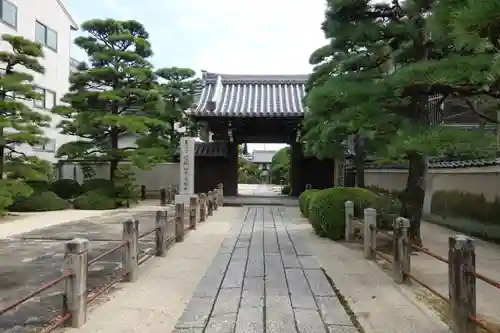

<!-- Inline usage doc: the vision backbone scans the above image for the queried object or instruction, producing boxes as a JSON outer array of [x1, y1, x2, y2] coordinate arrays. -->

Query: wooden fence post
[[155, 210, 166, 257], [449, 235, 476, 333], [63, 238, 89, 327], [189, 196, 198, 230], [213, 189, 219, 210], [140, 185, 146, 200], [207, 191, 214, 216], [363, 208, 376, 260], [159, 187, 166, 206], [175, 203, 185, 242], [344, 201, 354, 241], [199, 193, 206, 222], [392, 217, 410, 284], [122, 219, 139, 282], [218, 183, 224, 206]]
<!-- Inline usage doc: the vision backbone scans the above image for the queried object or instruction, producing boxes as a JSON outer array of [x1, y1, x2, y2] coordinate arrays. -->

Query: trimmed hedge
[[281, 185, 291, 195], [308, 187, 378, 239], [26, 180, 51, 193], [299, 189, 320, 218], [9, 191, 70, 212], [73, 190, 116, 210], [51, 178, 82, 199], [81, 178, 115, 195], [431, 190, 500, 225]]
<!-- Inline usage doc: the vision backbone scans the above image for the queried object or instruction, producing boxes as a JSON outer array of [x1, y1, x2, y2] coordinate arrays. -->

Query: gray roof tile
[[189, 71, 308, 117], [365, 158, 500, 170]]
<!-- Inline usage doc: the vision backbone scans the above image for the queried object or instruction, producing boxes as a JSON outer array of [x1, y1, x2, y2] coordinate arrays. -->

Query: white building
[[0, 0, 79, 162]]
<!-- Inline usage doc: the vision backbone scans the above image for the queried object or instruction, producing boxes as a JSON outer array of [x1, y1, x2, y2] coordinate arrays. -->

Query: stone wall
[[365, 165, 500, 213]]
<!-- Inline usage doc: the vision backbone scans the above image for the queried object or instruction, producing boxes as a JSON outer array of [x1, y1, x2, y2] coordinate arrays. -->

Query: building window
[[32, 139, 56, 153], [33, 86, 56, 110], [35, 21, 57, 51], [1, 0, 17, 29]]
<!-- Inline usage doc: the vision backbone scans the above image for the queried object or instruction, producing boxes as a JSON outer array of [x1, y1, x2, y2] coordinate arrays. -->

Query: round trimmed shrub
[[370, 194, 402, 230], [9, 191, 70, 212], [26, 180, 51, 193], [74, 190, 116, 210], [81, 178, 115, 195], [281, 185, 291, 195], [299, 189, 320, 217], [308, 187, 378, 239], [50, 179, 82, 199]]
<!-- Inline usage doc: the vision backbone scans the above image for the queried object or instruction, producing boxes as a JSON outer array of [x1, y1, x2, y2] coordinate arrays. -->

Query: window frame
[[35, 21, 58, 52], [33, 86, 56, 110], [0, 0, 17, 29]]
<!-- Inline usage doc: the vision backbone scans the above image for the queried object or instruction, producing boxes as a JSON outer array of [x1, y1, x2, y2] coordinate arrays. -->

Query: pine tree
[[305, 0, 496, 244], [0, 34, 51, 212], [54, 19, 165, 180], [0, 34, 51, 179], [140, 67, 199, 159]]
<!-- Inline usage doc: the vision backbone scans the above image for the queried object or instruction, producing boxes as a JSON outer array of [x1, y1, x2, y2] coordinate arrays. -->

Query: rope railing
[[345, 200, 500, 333], [0, 184, 224, 332]]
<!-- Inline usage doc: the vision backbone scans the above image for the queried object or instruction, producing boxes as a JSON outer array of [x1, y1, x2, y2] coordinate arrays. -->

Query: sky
[[65, 0, 327, 152]]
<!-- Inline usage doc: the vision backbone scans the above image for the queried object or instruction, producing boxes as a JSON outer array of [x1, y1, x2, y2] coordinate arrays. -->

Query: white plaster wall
[[0, 0, 79, 162]]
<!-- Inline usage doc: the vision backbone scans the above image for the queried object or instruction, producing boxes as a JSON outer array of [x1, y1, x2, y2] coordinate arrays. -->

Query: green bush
[[51, 179, 82, 199], [26, 180, 51, 193], [9, 191, 70, 212], [308, 187, 378, 239], [81, 178, 114, 195], [281, 185, 291, 195], [73, 190, 117, 210], [114, 164, 140, 207], [431, 190, 500, 224], [369, 194, 403, 229], [299, 189, 320, 217]]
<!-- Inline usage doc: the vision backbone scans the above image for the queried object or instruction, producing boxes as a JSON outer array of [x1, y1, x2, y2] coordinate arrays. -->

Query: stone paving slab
[[172, 206, 357, 333], [0, 210, 176, 333]]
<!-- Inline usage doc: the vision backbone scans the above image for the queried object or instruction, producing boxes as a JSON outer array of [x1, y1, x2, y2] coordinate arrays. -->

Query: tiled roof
[[188, 71, 308, 117], [365, 158, 500, 170], [250, 150, 276, 164], [173, 141, 228, 158]]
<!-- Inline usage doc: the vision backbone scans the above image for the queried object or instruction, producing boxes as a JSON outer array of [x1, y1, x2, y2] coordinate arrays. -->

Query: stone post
[[392, 217, 410, 284], [213, 189, 219, 210], [189, 196, 198, 230], [63, 238, 89, 327], [218, 183, 224, 206], [207, 191, 214, 216], [175, 203, 185, 242], [167, 185, 173, 203], [344, 201, 354, 241], [122, 219, 139, 282], [155, 210, 167, 257], [199, 193, 207, 222], [449, 235, 476, 333], [159, 187, 166, 206], [363, 208, 376, 260]]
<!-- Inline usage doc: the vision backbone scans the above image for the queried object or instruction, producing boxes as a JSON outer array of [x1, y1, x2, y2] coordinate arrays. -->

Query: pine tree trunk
[[109, 127, 119, 181], [354, 134, 365, 188], [402, 152, 427, 246]]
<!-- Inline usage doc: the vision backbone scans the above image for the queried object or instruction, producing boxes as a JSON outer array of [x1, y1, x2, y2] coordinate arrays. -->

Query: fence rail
[[0, 184, 224, 332], [345, 200, 500, 333]]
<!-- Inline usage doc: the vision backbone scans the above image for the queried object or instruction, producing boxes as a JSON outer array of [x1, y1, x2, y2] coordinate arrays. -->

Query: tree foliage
[[139, 67, 200, 160], [270, 147, 290, 185], [54, 19, 165, 179], [304, 0, 499, 244]]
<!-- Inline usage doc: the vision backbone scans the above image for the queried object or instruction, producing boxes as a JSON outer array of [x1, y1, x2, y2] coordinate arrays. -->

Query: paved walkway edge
[[282, 208, 451, 333], [61, 207, 242, 333]]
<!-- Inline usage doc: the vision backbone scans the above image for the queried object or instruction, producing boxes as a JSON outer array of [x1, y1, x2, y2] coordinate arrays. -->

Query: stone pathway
[[172, 206, 357, 333]]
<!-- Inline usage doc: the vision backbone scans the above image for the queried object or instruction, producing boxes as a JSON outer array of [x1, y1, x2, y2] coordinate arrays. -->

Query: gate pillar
[[290, 142, 303, 197]]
